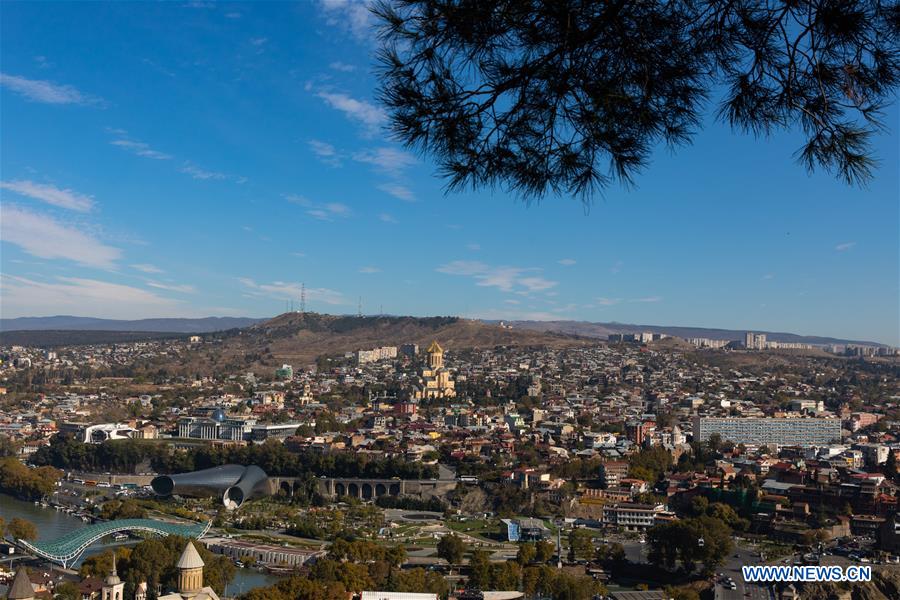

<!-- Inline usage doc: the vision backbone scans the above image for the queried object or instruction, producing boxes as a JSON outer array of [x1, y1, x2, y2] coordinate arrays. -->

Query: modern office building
[[692, 416, 841, 447]]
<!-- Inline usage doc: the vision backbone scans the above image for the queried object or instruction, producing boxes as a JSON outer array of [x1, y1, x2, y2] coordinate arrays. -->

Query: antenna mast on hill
[[300, 283, 306, 313], [358, 296, 362, 317]]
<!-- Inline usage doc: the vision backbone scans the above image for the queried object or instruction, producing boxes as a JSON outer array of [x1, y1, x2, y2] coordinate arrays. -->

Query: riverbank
[[0, 493, 282, 593]]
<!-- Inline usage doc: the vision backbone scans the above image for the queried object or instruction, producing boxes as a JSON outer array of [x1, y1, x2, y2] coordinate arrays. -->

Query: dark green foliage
[[32, 433, 438, 479], [436, 532, 466, 564], [376, 0, 900, 199], [647, 515, 734, 574], [628, 445, 673, 482], [374, 494, 447, 511]]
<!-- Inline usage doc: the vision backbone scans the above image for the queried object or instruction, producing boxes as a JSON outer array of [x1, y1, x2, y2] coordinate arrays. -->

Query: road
[[715, 546, 773, 600]]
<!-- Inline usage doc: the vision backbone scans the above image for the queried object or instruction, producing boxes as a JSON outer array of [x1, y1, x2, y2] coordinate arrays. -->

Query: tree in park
[[647, 515, 734, 574], [516, 542, 537, 565], [467, 549, 491, 588], [436, 532, 466, 564], [375, 0, 900, 201], [6, 517, 38, 541], [568, 527, 594, 561], [535, 539, 556, 562]]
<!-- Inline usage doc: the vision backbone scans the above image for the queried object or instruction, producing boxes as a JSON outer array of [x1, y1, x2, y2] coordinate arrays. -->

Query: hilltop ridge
[[224, 312, 586, 366]]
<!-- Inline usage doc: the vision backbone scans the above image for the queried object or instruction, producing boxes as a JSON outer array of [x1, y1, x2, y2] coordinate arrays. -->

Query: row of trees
[[327, 539, 407, 566], [246, 531, 601, 600], [32, 433, 438, 480], [0, 457, 61, 500], [240, 565, 448, 600], [435, 532, 605, 600]]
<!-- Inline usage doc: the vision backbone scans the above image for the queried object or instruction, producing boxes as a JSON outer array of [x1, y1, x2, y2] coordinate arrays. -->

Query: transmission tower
[[300, 283, 306, 313], [358, 296, 362, 317]]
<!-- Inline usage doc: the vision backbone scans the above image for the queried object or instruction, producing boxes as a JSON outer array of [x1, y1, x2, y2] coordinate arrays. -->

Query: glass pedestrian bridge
[[17, 518, 211, 568]]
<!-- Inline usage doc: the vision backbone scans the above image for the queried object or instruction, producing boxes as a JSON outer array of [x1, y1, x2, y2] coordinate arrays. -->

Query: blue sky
[[1, 1, 897, 345]]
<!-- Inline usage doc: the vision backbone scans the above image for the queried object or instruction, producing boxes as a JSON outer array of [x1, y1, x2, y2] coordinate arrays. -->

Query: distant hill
[[494, 320, 885, 347], [212, 312, 587, 366], [0, 330, 191, 347], [0, 315, 264, 333]]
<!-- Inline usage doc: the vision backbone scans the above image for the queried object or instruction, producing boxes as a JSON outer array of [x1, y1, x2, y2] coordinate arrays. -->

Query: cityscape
[[1, 3, 899, 600], [0, 319, 898, 600]]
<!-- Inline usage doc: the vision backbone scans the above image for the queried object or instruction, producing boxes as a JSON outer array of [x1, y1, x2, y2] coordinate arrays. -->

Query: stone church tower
[[101, 553, 125, 600], [176, 542, 205, 596]]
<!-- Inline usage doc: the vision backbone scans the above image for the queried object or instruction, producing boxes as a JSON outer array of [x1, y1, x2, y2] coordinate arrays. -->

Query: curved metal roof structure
[[152, 464, 271, 510], [17, 518, 211, 568]]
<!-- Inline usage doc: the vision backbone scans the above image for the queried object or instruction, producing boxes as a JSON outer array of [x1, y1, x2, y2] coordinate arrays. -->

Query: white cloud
[[518, 276, 557, 292], [611, 260, 623, 274], [110, 138, 172, 160], [318, 0, 376, 40], [1, 204, 120, 268], [0, 180, 94, 212], [436, 260, 558, 295], [325, 202, 350, 215], [329, 61, 357, 72], [0, 73, 101, 105], [131, 263, 164, 274], [466, 243, 481, 251], [377, 182, 416, 202], [250, 37, 268, 46], [596, 297, 622, 306], [835, 241, 856, 251], [379, 213, 397, 224], [557, 258, 576, 266], [146, 281, 197, 294], [352, 147, 416, 176], [238, 277, 348, 305], [0, 274, 189, 319], [316, 91, 385, 131], [359, 266, 381, 274], [631, 296, 662, 303], [180, 162, 227, 180], [285, 194, 352, 221], [308, 139, 342, 166]]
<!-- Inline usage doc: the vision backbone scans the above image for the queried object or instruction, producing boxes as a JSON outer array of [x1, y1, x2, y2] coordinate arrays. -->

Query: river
[[0, 493, 281, 594]]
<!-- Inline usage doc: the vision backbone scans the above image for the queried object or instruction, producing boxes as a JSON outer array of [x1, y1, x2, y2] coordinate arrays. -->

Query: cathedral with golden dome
[[414, 341, 456, 400]]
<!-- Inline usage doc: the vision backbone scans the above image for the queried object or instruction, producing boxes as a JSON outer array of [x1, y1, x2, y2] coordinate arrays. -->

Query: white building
[[601, 502, 667, 531]]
